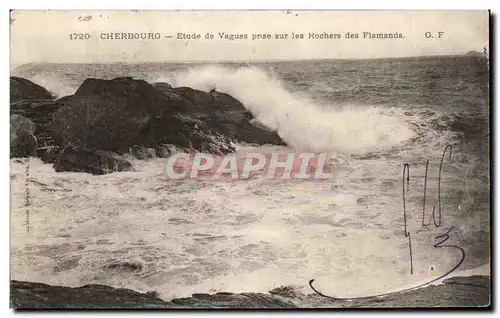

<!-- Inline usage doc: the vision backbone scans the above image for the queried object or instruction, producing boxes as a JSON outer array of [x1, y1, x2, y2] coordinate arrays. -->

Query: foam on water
[[152, 65, 416, 154], [10, 63, 488, 301], [17, 65, 458, 156], [22, 73, 77, 98], [10, 149, 488, 300]]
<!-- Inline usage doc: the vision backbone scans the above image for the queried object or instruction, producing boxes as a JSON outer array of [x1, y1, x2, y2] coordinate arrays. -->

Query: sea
[[10, 55, 490, 300]]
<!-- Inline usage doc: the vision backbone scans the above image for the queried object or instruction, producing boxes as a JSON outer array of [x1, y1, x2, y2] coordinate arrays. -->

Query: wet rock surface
[[53, 146, 133, 175], [10, 77, 60, 159], [10, 76, 285, 174], [156, 84, 285, 146], [50, 77, 168, 153], [10, 275, 490, 309], [10, 115, 37, 158]]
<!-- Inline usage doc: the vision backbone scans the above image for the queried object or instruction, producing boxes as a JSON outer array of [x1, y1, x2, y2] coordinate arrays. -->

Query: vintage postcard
[[9, 10, 490, 309]]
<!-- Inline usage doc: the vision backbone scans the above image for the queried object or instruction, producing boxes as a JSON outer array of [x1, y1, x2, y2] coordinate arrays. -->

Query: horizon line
[[11, 51, 486, 69]]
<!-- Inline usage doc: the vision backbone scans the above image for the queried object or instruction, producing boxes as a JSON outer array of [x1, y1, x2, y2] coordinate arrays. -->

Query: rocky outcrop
[[50, 77, 168, 153], [10, 115, 37, 158], [152, 82, 173, 91], [138, 113, 234, 155], [10, 77, 60, 160], [173, 86, 215, 105], [10, 281, 170, 309], [10, 276, 490, 309], [11, 76, 285, 174], [11, 100, 62, 160], [49, 77, 238, 155], [168, 292, 296, 308], [47, 77, 239, 173], [10, 76, 54, 103], [285, 276, 491, 308], [53, 146, 133, 175], [154, 84, 285, 146]]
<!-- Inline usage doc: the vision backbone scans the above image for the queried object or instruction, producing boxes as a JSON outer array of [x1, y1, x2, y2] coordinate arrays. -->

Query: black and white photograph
[[9, 10, 491, 309]]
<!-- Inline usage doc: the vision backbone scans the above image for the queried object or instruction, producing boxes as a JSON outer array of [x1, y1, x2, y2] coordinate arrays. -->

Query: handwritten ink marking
[[24, 157, 30, 232], [422, 145, 452, 227], [309, 228, 465, 301], [422, 159, 430, 226], [402, 163, 413, 274], [403, 163, 410, 235], [309, 144, 465, 301], [435, 145, 452, 227], [433, 228, 465, 272]]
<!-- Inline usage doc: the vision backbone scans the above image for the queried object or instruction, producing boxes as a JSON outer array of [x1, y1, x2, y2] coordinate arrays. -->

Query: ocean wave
[[19, 73, 77, 98], [16, 64, 465, 155], [150, 65, 418, 154]]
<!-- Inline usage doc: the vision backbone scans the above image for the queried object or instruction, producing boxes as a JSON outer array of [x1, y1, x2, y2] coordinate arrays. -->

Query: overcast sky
[[10, 10, 489, 65]]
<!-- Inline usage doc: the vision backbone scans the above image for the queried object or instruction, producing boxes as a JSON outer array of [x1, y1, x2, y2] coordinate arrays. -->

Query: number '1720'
[[69, 33, 91, 40]]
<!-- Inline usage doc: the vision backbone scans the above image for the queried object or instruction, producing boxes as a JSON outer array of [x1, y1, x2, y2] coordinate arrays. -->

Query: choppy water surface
[[11, 56, 490, 299]]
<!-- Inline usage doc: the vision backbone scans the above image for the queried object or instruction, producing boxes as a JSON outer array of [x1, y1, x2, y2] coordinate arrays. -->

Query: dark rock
[[10, 83, 64, 161], [342, 275, 491, 308], [210, 90, 245, 108], [174, 87, 215, 105], [104, 261, 143, 273], [138, 113, 235, 155], [53, 146, 133, 175], [10, 275, 490, 309], [10, 133, 37, 158], [9, 280, 295, 309], [169, 292, 296, 308], [38, 146, 61, 164], [54, 95, 74, 105], [10, 76, 54, 103], [12, 76, 283, 165], [11, 98, 62, 156], [154, 84, 283, 145], [73, 77, 166, 118], [127, 145, 162, 159], [10, 114, 36, 136], [152, 85, 195, 112], [206, 90, 284, 145], [153, 82, 173, 91], [10, 115, 37, 158], [269, 285, 302, 299], [50, 77, 168, 153], [49, 77, 236, 157], [161, 87, 285, 146], [10, 280, 170, 309]]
